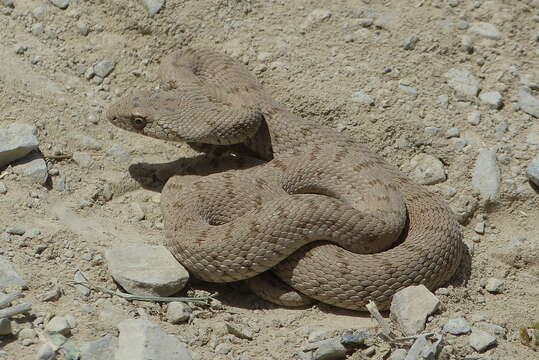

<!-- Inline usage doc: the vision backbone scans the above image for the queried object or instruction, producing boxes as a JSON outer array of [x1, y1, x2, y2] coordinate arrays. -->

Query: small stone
[[46, 316, 73, 335], [469, 329, 497, 352], [116, 319, 193, 359], [107, 144, 130, 163], [140, 0, 164, 17], [351, 90, 374, 105], [32, 6, 48, 20], [105, 245, 189, 297], [76, 21, 90, 36], [225, 322, 255, 340], [474, 222, 485, 234], [301, 9, 332, 30], [15, 45, 28, 54], [406, 334, 442, 360], [49, 0, 69, 9], [461, 35, 474, 53], [402, 36, 419, 50], [0, 256, 27, 289], [72, 152, 93, 168], [312, 338, 347, 360], [22, 339, 34, 346], [408, 154, 446, 185], [2, 0, 14, 8], [469, 22, 501, 40], [6, 227, 25, 235], [388, 348, 407, 360], [79, 334, 119, 360], [130, 203, 145, 221], [468, 111, 481, 125], [166, 302, 192, 324], [0, 183, 6, 195], [390, 285, 440, 335], [399, 84, 418, 97], [36, 343, 55, 360], [479, 91, 503, 109], [445, 69, 481, 97], [437, 95, 449, 108], [18, 328, 36, 340], [519, 88, 539, 118], [31, 23, 45, 36], [446, 127, 460, 138], [76, 135, 101, 150], [94, 60, 116, 78], [424, 126, 440, 137], [527, 155, 539, 186], [74, 270, 91, 296], [443, 318, 471, 335], [0, 318, 12, 336], [472, 149, 500, 201], [0, 123, 39, 168], [485, 278, 504, 293], [12, 153, 48, 185], [475, 322, 506, 335]]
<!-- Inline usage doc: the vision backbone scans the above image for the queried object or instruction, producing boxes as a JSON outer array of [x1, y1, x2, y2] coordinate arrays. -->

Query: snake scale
[[107, 48, 463, 310]]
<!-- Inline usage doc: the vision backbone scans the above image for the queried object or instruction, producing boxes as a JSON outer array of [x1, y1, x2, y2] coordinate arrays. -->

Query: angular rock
[[105, 245, 189, 297], [0, 123, 39, 168], [139, 0, 164, 17], [312, 338, 347, 360], [0, 256, 27, 289], [79, 334, 119, 360], [527, 155, 539, 186], [468, 111, 481, 125], [479, 91, 502, 109], [12, 153, 48, 185], [166, 302, 192, 324], [0, 318, 12, 336], [519, 88, 539, 118], [469, 329, 497, 352], [443, 318, 471, 335], [472, 149, 500, 201], [94, 60, 115, 78], [405, 333, 441, 360], [408, 154, 446, 185], [116, 319, 192, 360], [484, 278, 504, 293], [49, 0, 69, 9], [46, 316, 74, 335], [469, 22, 501, 40], [445, 69, 480, 97], [390, 285, 440, 335]]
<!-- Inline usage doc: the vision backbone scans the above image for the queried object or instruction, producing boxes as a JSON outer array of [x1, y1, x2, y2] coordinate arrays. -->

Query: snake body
[[107, 49, 463, 310]]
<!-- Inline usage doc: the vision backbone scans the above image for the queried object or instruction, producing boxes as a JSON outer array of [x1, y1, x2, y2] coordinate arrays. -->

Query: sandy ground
[[0, 0, 538, 359]]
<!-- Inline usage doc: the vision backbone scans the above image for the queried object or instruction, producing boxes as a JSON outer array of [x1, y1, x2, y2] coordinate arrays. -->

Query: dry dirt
[[0, 0, 538, 359]]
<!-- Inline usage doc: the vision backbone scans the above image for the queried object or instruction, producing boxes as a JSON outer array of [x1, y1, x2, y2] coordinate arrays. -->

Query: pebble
[[519, 88, 539, 118], [301, 9, 332, 30], [140, 0, 164, 17], [94, 60, 116, 78], [468, 22, 501, 40], [527, 155, 539, 186], [402, 36, 419, 50], [443, 318, 471, 335], [0, 318, 12, 336], [225, 322, 255, 340], [471, 149, 500, 201], [475, 322, 506, 336], [0, 183, 6, 195], [215, 343, 232, 355], [105, 245, 189, 296], [390, 285, 440, 335], [107, 144, 131, 163], [32, 6, 48, 20], [12, 153, 48, 185], [72, 151, 93, 168], [74, 270, 91, 296], [79, 334, 119, 360], [116, 319, 193, 360], [399, 84, 418, 97], [130, 203, 145, 221], [484, 278, 504, 293], [351, 90, 374, 105], [424, 126, 440, 137], [408, 154, 446, 185], [445, 68, 481, 97], [2, 0, 14, 8], [468, 111, 481, 125], [166, 302, 192, 324], [461, 35, 474, 53], [437, 95, 449, 108], [76, 21, 90, 36], [312, 338, 347, 360], [46, 315, 74, 335], [6, 227, 25, 235], [49, 0, 69, 9], [36, 343, 55, 360], [18, 328, 36, 340], [479, 91, 503, 109], [469, 329, 497, 352], [0, 123, 39, 168], [446, 127, 460, 138], [405, 333, 441, 360], [76, 135, 101, 150], [388, 348, 407, 360], [31, 23, 45, 36], [474, 222, 485, 234], [0, 256, 27, 289]]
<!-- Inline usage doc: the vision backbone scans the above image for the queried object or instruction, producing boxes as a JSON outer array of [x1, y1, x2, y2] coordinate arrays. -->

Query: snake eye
[[131, 116, 147, 130]]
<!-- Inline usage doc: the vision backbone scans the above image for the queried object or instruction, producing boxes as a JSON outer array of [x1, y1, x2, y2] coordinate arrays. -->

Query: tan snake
[[106, 48, 463, 310]]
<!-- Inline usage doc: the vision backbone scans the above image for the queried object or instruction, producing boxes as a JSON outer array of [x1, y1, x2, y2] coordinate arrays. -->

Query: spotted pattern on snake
[[107, 48, 463, 310]]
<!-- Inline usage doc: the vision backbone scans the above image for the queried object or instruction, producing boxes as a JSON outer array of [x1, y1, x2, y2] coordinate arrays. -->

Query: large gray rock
[[12, 153, 48, 185], [0, 123, 39, 168], [116, 319, 192, 360], [80, 334, 118, 360], [472, 149, 500, 201], [390, 285, 440, 335], [445, 68, 480, 97], [105, 245, 189, 297], [0, 256, 27, 289]]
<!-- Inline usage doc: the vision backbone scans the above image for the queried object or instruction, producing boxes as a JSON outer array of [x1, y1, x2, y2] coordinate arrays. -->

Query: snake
[[106, 48, 463, 310]]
